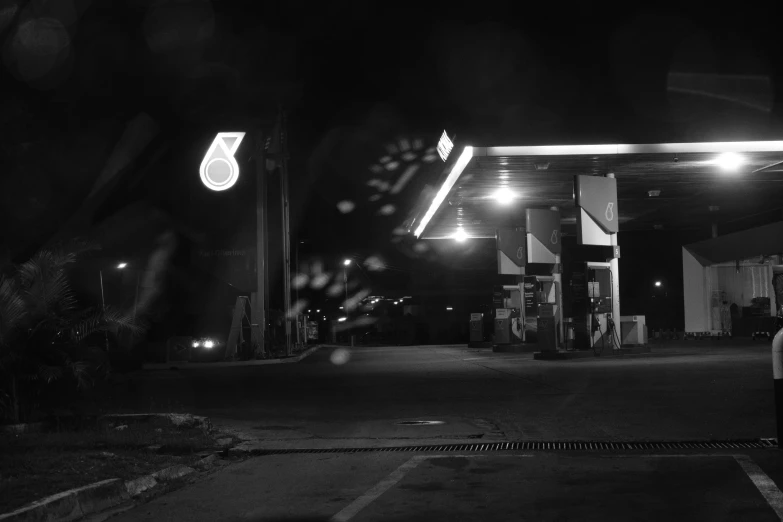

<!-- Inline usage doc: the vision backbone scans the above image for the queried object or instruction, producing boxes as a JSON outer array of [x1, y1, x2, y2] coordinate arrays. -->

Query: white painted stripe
[[330, 454, 534, 521], [330, 456, 427, 522], [734, 455, 783, 520]]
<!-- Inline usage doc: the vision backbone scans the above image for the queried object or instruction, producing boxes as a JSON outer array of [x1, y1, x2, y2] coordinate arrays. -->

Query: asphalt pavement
[[102, 340, 783, 520]]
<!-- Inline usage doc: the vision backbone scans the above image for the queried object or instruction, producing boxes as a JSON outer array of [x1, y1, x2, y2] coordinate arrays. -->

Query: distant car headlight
[[193, 337, 220, 350]]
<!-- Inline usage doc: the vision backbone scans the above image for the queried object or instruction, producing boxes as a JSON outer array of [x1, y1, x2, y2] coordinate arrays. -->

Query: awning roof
[[410, 141, 783, 240]]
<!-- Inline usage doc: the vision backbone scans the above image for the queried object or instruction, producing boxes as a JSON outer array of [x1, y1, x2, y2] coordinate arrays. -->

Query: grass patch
[[0, 417, 222, 513]]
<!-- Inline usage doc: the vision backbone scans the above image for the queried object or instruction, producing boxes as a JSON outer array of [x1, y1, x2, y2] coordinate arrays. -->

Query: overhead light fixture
[[492, 187, 516, 205], [534, 162, 550, 171], [437, 130, 454, 162], [648, 190, 661, 197], [446, 307, 453, 311], [713, 152, 745, 171], [117, 262, 128, 269], [338, 317, 347, 322], [453, 228, 468, 242], [655, 281, 662, 287]]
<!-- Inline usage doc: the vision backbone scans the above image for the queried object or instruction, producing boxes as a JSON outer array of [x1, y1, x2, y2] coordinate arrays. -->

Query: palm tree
[[0, 244, 140, 424]]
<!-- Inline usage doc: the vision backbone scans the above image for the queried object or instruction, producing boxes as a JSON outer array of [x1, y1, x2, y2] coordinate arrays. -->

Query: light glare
[[714, 152, 745, 171], [453, 228, 468, 242], [492, 187, 516, 204]]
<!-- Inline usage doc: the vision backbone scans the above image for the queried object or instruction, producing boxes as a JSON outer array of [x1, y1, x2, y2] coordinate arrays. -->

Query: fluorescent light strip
[[484, 141, 783, 157], [414, 146, 474, 238]]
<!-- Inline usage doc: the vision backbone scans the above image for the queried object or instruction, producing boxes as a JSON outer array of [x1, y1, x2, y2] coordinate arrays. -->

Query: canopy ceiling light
[[453, 228, 468, 242], [712, 152, 745, 171], [492, 187, 516, 205]]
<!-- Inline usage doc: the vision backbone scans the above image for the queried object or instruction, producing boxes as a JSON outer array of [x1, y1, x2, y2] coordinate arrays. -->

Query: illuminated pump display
[[200, 132, 246, 191]]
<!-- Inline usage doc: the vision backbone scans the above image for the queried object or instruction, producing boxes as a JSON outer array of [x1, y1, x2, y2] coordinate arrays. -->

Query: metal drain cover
[[395, 420, 444, 426]]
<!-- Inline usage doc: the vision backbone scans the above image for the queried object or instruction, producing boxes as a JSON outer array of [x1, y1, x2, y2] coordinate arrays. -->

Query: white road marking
[[329, 454, 533, 521], [333, 453, 783, 521], [734, 455, 783, 520], [330, 456, 427, 522]]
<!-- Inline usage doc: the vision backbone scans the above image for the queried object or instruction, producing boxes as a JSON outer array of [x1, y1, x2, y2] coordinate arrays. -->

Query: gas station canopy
[[410, 141, 783, 240]]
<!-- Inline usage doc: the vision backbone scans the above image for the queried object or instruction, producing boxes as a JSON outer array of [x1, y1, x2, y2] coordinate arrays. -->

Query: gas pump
[[567, 262, 618, 353], [469, 313, 484, 343]]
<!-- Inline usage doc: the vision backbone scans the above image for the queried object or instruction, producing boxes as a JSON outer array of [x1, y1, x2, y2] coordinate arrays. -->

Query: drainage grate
[[246, 439, 778, 456]]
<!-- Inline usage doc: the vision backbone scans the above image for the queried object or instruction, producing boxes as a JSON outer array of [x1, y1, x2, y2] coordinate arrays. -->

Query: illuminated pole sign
[[200, 132, 246, 191], [437, 130, 453, 162]]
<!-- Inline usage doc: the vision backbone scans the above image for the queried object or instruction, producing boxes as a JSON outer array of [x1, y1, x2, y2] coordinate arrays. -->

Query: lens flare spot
[[292, 273, 309, 289], [311, 273, 331, 290], [365, 256, 385, 271], [378, 204, 396, 216], [327, 283, 343, 297], [385, 161, 400, 171], [379, 156, 391, 164], [288, 300, 308, 319], [330, 348, 351, 365], [377, 182, 390, 192], [422, 154, 438, 163], [337, 200, 355, 214], [369, 194, 382, 202], [392, 227, 407, 236], [413, 242, 429, 253], [370, 165, 384, 174], [401, 152, 417, 162]]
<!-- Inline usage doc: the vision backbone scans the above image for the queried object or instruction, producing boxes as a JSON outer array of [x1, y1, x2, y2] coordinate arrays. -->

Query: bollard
[[773, 328, 783, 448]]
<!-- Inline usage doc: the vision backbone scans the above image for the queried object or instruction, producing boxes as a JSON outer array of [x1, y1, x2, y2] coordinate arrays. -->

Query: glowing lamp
[[713, 152, 745, 171], [492, 187, 516, 205]]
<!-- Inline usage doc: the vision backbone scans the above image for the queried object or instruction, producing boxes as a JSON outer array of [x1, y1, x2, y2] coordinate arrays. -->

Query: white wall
[[683, 247, 708, 333]]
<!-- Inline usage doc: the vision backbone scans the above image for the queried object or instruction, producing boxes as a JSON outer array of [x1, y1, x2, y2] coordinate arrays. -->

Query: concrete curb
[[0, 462, 209, 522], [0, 478, 129, 522], [142, 344, 323, 370], [0, 428, 227, 522], [99, 413, 212, 432]]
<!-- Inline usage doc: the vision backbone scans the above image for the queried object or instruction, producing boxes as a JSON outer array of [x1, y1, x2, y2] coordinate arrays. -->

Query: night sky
[[2, 1, 783, 328]]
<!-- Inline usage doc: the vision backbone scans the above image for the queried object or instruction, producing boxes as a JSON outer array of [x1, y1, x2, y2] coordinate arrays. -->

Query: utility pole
[[279, 108, 293, 356], [251, 130, 267, 356]]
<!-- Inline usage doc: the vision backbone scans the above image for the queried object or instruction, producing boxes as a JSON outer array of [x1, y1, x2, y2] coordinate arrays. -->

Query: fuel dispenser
[[568, 262, 616, 352], [469, 313, 484, 343], [522, 275, 561, 350], [493, 285, 523, 345]]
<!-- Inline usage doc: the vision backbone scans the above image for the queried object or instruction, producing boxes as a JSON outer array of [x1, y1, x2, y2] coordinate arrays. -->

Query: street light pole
[[99, 269, 109, 352], [343, 259, 352, 347]]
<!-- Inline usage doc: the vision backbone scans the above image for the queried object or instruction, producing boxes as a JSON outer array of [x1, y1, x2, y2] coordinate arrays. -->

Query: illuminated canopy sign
[[200, 132, 246, 191], [437, 130, 453, 162]]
